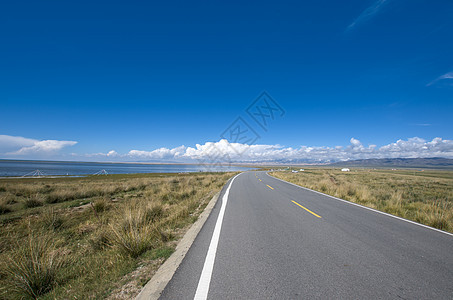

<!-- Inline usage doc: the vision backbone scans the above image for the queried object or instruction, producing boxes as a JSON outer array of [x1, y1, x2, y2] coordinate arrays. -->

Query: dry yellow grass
[[0, 172, 235, 299], [271, 169, 453, 233]]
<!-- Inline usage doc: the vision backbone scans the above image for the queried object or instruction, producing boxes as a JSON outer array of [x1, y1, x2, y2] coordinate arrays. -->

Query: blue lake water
[[0, 160, 254, 177]]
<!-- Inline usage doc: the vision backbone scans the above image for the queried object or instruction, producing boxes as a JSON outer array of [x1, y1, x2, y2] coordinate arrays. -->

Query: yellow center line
[[259, 179, 262, 181], [266, 184, 274, 190], [291, 200, 322, 218]]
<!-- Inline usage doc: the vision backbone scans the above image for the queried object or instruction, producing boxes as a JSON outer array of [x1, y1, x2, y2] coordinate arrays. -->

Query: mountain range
[[327, 157, 453, 169]]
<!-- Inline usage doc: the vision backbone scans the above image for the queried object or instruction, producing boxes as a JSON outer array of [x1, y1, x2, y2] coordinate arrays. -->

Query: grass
[[40, 208, 65, 231], [23, 196, 44, 209], [1, 231, 67, 299], [0, 204, 11, 214], [109, 201, 162, 258], [0, 172, 235, 299], [271, 168, 453, 233]]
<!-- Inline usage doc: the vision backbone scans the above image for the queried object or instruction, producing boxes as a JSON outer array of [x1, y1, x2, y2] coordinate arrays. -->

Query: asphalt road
[[160, 171, 453, 299]]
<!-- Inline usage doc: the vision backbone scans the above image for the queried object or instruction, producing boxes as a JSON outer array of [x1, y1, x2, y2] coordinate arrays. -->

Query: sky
[[1, 0, 452, 163]]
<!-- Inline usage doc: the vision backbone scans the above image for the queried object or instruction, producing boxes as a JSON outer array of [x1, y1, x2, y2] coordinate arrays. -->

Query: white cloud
[[346, 0, 390, 32], [3, 134, 452, 163], [128, 145, 187, 160], [0, 135, 36, 152], [0, 134, 77, 156], [85, 150, 120, 159], [11, 140, 78, 155], [182, 139, 283, 161], [121, 137, 453, 163], [107, 150, 118, 157], [349, 137, 362, 147], [427, 71, 453, 86]]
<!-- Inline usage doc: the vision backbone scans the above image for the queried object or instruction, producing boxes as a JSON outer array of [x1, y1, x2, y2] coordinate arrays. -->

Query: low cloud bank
[[2, 134, 452, 163], [123, 137, 453, 163]]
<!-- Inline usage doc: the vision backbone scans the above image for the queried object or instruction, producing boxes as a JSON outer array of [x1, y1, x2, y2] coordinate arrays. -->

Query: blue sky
[[1, 0, 452, 163]]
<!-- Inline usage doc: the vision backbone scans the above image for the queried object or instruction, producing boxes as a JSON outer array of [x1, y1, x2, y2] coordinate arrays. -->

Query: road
[[160, 171, 453, 299]]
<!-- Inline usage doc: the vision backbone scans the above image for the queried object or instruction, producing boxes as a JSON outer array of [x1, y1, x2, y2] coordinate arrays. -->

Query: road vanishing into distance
[[160, 171, 453, 299]]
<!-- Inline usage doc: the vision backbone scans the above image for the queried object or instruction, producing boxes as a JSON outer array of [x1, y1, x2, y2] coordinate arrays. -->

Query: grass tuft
[[89, 228, 112, 251], [40, 208, 65, 231], [1, 232, 66, 299], [109, 203, 162, 258], [23, 195, 44, 208], [92, 198, 109, 213], [144, 203, 165, 223], [0, 203, 11, 214]]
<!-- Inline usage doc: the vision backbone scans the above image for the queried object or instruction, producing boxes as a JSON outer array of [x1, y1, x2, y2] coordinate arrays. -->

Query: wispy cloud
[[427, 71, 453, 86], [410, 123, 432, 127], [346, 0, 390, 32]]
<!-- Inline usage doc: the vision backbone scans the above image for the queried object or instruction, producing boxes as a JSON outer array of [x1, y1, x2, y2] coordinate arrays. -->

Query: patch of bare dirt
[[106, 257, 165, 300]]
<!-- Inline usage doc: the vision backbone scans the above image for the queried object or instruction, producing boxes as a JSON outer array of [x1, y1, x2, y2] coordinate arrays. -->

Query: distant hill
[[328, 157, 453, 169]]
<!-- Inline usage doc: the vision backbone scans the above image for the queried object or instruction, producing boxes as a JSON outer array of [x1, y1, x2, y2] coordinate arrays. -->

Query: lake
[[0, 160, 254, 177]]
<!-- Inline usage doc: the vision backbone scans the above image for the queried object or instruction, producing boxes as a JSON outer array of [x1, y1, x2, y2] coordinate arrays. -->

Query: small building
[[300, 169, 305, 172], [341, 168, 350, 172], [291, 170, 299, 173]]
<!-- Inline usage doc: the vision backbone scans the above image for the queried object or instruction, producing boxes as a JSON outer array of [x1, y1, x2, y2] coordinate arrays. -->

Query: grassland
[[0, 172, 236, 299], [271, 169, 453, 233]]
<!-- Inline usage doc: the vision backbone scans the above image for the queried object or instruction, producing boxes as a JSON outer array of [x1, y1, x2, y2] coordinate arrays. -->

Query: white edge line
[[194, 173, 241, 300], [266, 172, 453, 237], [135, 191, 221, 300]]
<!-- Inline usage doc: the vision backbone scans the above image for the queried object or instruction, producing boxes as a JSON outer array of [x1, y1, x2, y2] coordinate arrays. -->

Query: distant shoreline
[[0, 158, 257, 167], [0, 158, 207, 165]]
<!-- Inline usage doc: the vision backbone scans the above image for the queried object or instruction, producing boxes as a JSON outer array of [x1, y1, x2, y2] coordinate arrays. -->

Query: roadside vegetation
[[0, 172, 235, 299], [271, 169, 453, 233]]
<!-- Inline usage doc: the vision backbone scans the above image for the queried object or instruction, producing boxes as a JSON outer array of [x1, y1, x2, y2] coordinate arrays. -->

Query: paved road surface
[[160, 171, 453, 299]]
